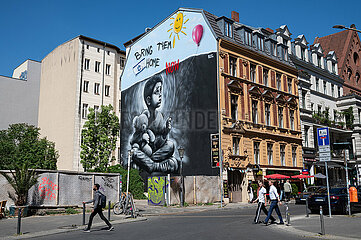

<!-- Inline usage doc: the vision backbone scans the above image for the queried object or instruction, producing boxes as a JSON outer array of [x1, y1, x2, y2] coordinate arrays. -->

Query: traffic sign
[[319, 152, 331, 157], [319, 145, 330, 153], [320, 156, 331, 162], [317, 128, 330, 146]]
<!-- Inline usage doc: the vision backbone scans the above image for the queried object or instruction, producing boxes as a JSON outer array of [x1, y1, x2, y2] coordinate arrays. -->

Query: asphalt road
[[37, 204, 317, 240]]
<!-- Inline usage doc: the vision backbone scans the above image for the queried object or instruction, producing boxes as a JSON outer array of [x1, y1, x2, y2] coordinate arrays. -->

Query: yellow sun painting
[[168, 12, 189, 48]]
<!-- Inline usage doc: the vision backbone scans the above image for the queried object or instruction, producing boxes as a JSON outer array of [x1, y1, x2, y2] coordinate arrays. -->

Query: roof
[[313, 30, 352, 69], [78, 35, 125, 54]]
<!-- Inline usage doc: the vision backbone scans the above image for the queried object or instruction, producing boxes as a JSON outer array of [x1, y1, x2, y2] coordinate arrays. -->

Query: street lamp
[[333, 24, 361, 33], [178, 146, 185, 207]]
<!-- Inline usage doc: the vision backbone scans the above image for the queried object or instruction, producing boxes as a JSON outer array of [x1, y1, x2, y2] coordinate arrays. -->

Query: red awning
[[264, 174, 290, 179]]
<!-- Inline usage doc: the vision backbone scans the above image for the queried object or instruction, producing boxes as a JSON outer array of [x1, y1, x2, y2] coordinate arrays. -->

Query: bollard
[[82, 202, 86, 225], [108, 201, 111, 221], [306, 199, 309, 217], [285, 202, 291, 226], [320, 206, 325, 235], [17, 208, 21, 235]]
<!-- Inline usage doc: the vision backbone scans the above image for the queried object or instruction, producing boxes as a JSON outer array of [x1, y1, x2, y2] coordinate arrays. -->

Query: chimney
[[231, 11, 239, 22], [265, 28, 274, 34]]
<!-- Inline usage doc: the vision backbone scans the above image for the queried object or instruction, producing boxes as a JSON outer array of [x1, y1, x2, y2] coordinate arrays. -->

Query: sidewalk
[[277, 213, 361, 240]]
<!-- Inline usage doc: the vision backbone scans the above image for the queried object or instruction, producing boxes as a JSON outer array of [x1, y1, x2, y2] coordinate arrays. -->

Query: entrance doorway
[[228, 170, 244, 202]]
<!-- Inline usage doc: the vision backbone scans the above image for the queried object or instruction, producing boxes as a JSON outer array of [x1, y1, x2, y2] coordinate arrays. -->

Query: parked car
[[307, 187, 361, 214], [295, 186, 325, 204]]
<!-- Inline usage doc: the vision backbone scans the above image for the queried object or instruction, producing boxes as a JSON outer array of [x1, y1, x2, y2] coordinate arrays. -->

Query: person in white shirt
[[252, 181, 276, 224], [264, 180, 284, 225]]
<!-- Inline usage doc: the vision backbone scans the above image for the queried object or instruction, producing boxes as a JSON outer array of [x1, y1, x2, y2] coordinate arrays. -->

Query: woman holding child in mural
[[129, 75, 179, 174]]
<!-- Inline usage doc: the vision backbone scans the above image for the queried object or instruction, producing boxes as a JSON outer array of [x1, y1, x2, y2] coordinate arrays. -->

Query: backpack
[[99, 192, 107, 208]]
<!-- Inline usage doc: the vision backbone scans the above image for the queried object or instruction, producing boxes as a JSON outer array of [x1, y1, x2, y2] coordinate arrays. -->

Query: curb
[[275, 215, 360, 240], [1, 216, 147, 240]]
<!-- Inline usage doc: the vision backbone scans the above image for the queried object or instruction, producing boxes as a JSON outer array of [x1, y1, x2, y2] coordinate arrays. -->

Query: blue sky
[[0, 0, 359, 77]]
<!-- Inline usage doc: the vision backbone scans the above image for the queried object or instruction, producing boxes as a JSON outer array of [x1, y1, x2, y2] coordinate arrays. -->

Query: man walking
[[284, 179, 292, 202], [252, 181, 276, 224], [83, 184, 114, 232], [264, 180, 284, 225]]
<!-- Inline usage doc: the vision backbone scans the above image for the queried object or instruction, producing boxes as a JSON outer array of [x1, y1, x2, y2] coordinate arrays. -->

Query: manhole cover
[[59, 225, 78, 229]]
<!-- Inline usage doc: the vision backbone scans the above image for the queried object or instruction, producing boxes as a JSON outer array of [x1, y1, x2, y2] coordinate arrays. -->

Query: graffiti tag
[[78, 176, 92, 182], [38, 177, 59, 200], [165, 59, 179, 75], [102, 176, 115, 189]]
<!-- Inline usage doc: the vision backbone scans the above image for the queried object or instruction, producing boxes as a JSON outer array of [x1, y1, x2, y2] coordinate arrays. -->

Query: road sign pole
[[345, 149, 351, 215], [325, 161, 332, 218]]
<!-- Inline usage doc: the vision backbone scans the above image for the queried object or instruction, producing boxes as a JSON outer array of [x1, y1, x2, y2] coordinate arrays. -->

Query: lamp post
[[125, 150, 134, 209], [333, 24, 361, 33], [178, 146, 185, 207]]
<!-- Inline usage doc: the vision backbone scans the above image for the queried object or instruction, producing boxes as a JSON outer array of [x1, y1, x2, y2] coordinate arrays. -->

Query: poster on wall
[[121, 9, 219, 178]]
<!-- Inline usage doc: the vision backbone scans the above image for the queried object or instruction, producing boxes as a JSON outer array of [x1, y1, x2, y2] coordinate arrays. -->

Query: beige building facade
[[38, 36, 125, 171]]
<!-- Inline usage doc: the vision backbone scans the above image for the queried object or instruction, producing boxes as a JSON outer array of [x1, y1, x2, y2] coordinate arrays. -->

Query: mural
[[121, 9, 219, 177], [148, 176, 168, 206]]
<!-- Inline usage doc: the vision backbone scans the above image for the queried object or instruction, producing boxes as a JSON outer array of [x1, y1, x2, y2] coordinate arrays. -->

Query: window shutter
[[271, 71, 275, 88], [285, 108, 289, 128], [283, 75, 287, 92], [239, 59, 243, 78], [258, 66, 263, 84], [273, 104, 277, 126], [260, 101, 264, 124], [240, 87, 245, 120], [246, 62, 250, 80]]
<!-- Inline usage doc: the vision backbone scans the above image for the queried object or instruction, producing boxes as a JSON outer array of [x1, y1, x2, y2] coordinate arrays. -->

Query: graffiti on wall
[[38, 177, 59, 200], [102, 176, 115, 189], [148, 177, 168, 205]]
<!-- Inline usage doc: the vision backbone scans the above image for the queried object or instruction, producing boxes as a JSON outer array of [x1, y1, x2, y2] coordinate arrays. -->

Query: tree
[[80, 105, 120, 172], [0, 123, 59, 205]]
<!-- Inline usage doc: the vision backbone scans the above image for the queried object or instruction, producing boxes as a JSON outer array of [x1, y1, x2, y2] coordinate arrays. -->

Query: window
[[301, 91, 306, 109], [334, 110, 338, 121], [290, 110, 294, 130], [95, 61, 101, 73], [332, 62, 336, 73], [292, 146, 297, 167], [304, 126, 309, 147], [317, 55, 322, 67], [229, 57, 237, 77], [356, 73, 360, 83], [323, 81, 327, 94], [97, 48, 100, 53], [245, 30, 252, 46], [82, 103, 88, 119], [301, 47, 305, 60], [254, 142, 260, 164], [265, 103, 271, 125], [267, 143, 273, 165], [224, 21, 233, 38], [84, 59, 90, 70], [316, 78, 319, 91], [283, 47, 288, 61], [263, 69, 269, 86], [83, 81, 89, 92], [94, 83, 100, 95], [311, 103, 314, 112], [233, 137, 240, 155], [257, 36, 264, 51], [347, 68, 352, 80], [278, 107, 283, 128], [94, 105, 99, 116], [331, 84, 335, 97], [280, 145, 285, 166], [252, 100, 258, 124], [231, 94, 238, 120], [338, 86, 341, 97], [105, 85, 110, 97], [86, 45, 89, 49], [271, 42, 277, 56], [359, 109, 361, 124], [318, 105, 322, 114], [120, 57, 125, 68], [105, 64, 111, 75], [276, 73, 281, 90], [107, 51, 110, 55], [250, 64, 256, 82], [288, 78, 292, 94]]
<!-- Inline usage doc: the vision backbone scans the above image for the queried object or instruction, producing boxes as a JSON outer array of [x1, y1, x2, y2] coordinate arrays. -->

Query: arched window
[[347, 68, 353, 80], [354, 52, 359, 65], [356, 72, 360, 83]]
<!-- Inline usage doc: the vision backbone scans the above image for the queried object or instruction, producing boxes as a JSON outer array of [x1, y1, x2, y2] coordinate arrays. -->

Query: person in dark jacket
[[83, 184, 113, 232]]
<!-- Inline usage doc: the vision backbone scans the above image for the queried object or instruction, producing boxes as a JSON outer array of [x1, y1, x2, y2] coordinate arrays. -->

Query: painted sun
[[168, 12, 189, 48]]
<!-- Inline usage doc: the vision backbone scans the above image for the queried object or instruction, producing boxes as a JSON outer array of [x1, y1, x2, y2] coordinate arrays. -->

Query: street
[[37, 204, 318, 240]]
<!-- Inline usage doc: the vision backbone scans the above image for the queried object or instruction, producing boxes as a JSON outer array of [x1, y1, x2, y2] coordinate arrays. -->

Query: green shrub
[[106, 164, 146, 199], [291, 183, 298, 197], [65, 208, 80, 214]]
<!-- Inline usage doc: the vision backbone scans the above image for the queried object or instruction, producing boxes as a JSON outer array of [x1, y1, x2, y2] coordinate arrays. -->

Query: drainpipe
[[78, 40, 85, 171], [101, 44, 106, 106]]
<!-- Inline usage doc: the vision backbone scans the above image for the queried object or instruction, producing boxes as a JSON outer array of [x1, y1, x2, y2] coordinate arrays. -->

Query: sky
[[0, 0, 360, 77]]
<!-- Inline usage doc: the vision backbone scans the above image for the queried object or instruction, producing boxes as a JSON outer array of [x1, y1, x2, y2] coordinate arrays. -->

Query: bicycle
[[113, 192, 130, 215]]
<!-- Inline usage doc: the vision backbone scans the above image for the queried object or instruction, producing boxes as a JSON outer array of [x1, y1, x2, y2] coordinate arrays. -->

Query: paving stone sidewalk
[[277, 213, 361, 240]]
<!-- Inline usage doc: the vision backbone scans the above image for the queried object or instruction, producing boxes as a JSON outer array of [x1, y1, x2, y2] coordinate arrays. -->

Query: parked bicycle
[[113, 192, 139, 217]]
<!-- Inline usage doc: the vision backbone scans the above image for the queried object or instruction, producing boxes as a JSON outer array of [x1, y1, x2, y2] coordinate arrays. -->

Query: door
[[228, 170, 243, 202]]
